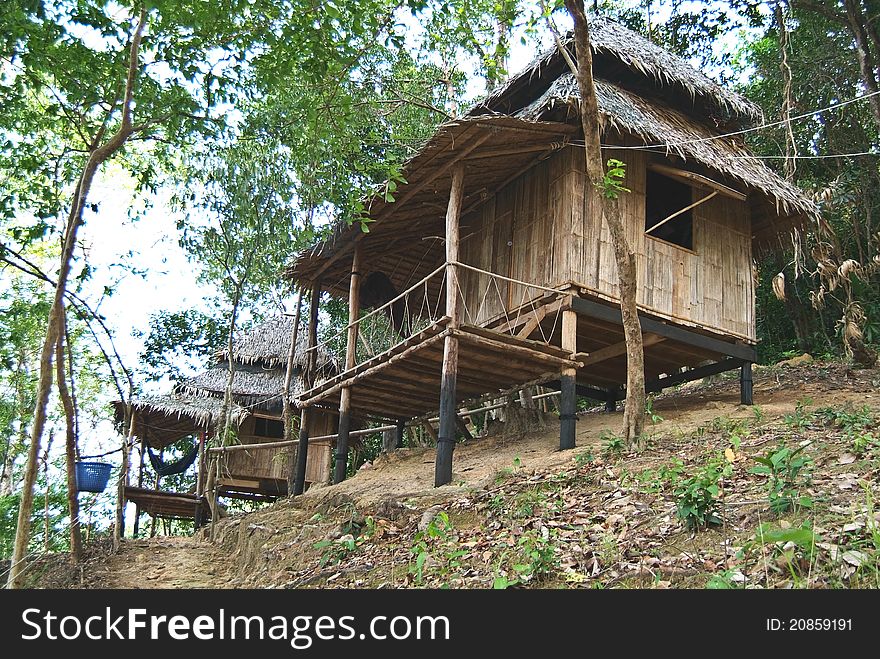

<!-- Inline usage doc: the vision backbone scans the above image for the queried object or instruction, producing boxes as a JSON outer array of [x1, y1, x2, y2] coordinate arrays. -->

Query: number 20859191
[[767, 618, 852, 631]]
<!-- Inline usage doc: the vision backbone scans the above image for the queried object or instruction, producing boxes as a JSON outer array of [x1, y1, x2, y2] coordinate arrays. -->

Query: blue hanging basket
[[75, 461, 113, 493]]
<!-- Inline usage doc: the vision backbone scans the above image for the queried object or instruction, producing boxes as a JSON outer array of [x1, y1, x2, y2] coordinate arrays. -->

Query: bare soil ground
[[31, 359, 880, 589]]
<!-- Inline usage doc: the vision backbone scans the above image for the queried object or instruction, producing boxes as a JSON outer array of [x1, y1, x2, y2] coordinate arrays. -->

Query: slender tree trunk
[[283, 290, 304, 495], [564, 0, 646, 444], [114, 410, 135, 548], [844, 0, 880, 128], [42, 430, 53, 554], [219, 290, 242, 448], [55, 315, 82, 562], [6, 6, 147, 589]]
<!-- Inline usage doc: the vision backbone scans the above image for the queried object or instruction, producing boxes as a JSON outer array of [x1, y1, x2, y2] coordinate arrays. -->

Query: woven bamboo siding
[[224, 417, 285, 481], [223, 411, 336, 484], [459, 151, 565, 325], [305, 411, 336, 485], [458, 146, 754, 341], [572, 147, 754, 340]]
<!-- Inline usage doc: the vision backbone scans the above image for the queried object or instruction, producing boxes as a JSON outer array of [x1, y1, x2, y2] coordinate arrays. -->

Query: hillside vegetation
[[28, 359, 880, 589]]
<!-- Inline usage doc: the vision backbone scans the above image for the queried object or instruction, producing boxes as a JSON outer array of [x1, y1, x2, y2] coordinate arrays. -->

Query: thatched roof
[[113, 395, 248, 448], [513, 73, 817, 240], [178, 362, 292, 410], [472, 17, 762, 127], [287, 115, 577, 296], [218, 315, 338, 373], [287, 19, 814, 291]]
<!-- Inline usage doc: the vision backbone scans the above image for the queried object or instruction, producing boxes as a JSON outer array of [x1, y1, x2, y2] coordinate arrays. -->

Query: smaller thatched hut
[[115, 316, 339, 531]]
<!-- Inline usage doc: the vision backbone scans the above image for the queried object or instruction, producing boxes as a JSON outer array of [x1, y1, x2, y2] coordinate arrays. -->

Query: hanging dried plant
[[838, 259, 862, 281], [772, 272, 786, 301]]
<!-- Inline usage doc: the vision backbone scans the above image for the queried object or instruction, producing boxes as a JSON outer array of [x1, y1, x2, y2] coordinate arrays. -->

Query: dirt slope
[[42, 359, 879, 589]]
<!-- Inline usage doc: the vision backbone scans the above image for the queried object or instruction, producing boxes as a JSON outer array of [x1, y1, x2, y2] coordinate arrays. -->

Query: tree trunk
[[844, 0, 880, 129], [564, 0, 646, 445], [6, 6, 147, 589], [6, 161, 93, 588], [55, 315, 82, 562], [219, 291, 242, 447], [283, 290, 304, 495]]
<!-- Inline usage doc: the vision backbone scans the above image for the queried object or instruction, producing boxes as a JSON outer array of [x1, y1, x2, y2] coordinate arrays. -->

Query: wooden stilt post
[[115, 410, 136, 546], [740, 361, 753, 405], [194, 430, 206, 528], [293, 409, 310, 496], [294, 285, 321, 495], [395, 418, 406, 449], [133, 437, 146, 537], [560, 309, 578, 450], [334, 246, 362, 484], [435, 162, 465, 487]]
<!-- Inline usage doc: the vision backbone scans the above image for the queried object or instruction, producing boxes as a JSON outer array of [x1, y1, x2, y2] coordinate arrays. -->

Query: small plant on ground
[[783, 397, 814, 431], [750, 443, 813, 514], [601, 430, 625, 458], [645, 396, 664, 424], [674, 454, 732, 530], [750, 522, 819, 586], [851, 431, 879, 457], [574, 449, 595, 467], [512, 528, 557, 584], [751, 405, 765, 424], [313, 534, 358, 568], [815, 404, 875, 432], [408, 511, 465, 587]]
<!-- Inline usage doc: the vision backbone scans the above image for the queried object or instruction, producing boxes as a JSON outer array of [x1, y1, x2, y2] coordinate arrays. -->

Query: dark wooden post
[[193, 430, 206, 529], [293, 409, 310, 496], [560, 309, 578, 449], [294, 285, 321, 495], [740, 361, 753, 405], [435, 162, 464, 487], [334, 245, 362, 484], [114, 410, 136, 545], [132, 436, 146, 537], [395, 418, 406, 449]]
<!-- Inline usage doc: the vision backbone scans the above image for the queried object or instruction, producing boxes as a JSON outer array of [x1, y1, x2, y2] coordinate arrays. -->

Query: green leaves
[[755, 523, 818, 551], [600, 158, 631, 200], [749, 443, 813, 515]]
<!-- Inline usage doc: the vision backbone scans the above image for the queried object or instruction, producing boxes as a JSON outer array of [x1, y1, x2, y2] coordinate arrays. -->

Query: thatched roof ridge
[[516, 73, 817, 220], [112, 394, 249, 448], [471, 17, 761, 125], [120, 394, 248, 428], [178, 363, 293, 407], [218, 315, 338, 373]]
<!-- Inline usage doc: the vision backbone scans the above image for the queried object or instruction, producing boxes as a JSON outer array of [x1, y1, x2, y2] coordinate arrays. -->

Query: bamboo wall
[[458, 146, 755, 341], [224, 411, 336, 485]]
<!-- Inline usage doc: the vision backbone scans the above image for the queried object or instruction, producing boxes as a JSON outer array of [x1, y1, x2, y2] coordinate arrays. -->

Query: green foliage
[[512, 528, 557, 583], [783, 398, 814, 431], [814, 404, 876, 433], [645, 396, 664, 425], [409, 511, 464, 587], [600, 158, 631, 199], [750, 443, 813, 515], [136, 308, 231, 381], [634, 459, 684, 494], [600, 430, 625, 458], [674, 455, 731, 530]]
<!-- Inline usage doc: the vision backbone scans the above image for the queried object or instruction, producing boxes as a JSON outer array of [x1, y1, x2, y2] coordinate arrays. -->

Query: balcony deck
[[297, 319, 581, 420]]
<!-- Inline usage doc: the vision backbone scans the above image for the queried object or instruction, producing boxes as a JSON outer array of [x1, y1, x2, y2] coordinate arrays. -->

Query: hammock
[[147, 442, 199, 477]]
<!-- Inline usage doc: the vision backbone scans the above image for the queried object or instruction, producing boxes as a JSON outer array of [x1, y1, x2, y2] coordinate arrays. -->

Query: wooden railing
[[304, 261, 569, 375]]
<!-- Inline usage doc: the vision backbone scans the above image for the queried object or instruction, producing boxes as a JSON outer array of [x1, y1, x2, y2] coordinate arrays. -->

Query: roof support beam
[[307, 128, 493, 285]]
